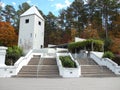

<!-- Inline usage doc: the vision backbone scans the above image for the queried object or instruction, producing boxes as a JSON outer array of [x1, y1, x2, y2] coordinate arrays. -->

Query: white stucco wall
[[33, 15, 44, 49], [75, 37, 86, 42], [18, 14, 44, 53], [18, 15, 34, 53]]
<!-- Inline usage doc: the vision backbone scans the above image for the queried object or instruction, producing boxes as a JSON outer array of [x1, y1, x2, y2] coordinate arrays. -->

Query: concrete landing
[[0, 77, 120, 90]]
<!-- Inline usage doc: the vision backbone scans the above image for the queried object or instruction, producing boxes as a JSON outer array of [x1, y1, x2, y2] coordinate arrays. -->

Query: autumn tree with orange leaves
[[71, 28, 78, 42], [109, 29, 120, 54], [0, 22, 18, 46], [107, 14, 120, 54], [80, 24, 100, 39]]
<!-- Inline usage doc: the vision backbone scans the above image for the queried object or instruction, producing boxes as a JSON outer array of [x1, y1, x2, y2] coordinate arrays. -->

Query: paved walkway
[[0, 77, 120, 90]]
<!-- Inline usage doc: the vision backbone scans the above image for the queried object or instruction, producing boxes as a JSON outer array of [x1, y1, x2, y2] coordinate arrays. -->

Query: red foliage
[[0, 22, 18, 46]]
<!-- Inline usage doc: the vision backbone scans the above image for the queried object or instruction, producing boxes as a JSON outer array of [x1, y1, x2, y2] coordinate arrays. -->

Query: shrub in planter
[[6, 46, 23, 65], [102, 51, 114, 59], [59, 56, 77, 68]]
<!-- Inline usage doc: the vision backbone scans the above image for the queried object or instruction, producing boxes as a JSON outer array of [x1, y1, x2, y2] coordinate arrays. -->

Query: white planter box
[[56, 53, 81, 78]]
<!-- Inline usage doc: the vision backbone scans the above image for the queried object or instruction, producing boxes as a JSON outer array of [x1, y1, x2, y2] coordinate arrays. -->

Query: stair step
[[38, 75, 60, 78], [82, 71, 114, 74], [17, 74, 60, 78], [20, 66, 37, 72], [77, 58, 98, 65], [16, 57, 60, 78], [28, 58, 40, 65], [82, 73, 116, 77], [81, 66, 108, 70], [42, 58, 57, 65], [18, 72, 59, 75], [77, 57, 116, 77], [39, 65, 58, 70], [41, 71, 58, 74]]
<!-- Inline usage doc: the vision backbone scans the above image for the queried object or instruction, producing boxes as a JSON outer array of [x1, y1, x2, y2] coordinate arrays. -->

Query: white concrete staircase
[[77, 58, 116, 77], [17, 56, 60, 78]]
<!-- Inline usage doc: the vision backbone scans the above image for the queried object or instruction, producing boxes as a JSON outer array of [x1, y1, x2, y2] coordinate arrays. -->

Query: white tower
[[18, 6, 45, 53]]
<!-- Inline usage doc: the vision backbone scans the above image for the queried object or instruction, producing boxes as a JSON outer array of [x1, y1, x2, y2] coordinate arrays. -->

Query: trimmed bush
[[59, 56, 77, 68], [102, 51, 114, 59], [68, 39, 104, 53], [6, 46, 23, 65]]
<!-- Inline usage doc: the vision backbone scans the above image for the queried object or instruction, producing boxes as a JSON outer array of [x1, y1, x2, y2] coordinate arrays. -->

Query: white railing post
[[0, 46, 7, 66]]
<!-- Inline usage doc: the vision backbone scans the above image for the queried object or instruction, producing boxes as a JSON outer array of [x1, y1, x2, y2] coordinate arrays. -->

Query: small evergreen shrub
[[6, 46, 23, 65], [102, 51, 114, 59], [59, 56, 77, 68]]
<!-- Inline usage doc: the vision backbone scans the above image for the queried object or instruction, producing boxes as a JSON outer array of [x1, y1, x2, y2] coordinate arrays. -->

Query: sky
[[0, 0, 74, 16]]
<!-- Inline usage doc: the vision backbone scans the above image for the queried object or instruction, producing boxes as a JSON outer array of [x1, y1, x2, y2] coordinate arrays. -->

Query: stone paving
[[0, 77, 120, 90]]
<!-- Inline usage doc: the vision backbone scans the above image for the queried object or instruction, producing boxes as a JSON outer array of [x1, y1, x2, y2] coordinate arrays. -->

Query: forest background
[[0, 0, 120, 54]]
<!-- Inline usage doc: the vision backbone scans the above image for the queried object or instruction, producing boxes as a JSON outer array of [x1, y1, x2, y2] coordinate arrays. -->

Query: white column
[[0, 46, 7, 66]]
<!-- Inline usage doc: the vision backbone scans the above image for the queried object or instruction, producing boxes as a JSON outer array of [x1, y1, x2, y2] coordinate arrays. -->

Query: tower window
[[38, 21, 41, 25], [25, 19, 29, 23], [41, 45, 43, 48]]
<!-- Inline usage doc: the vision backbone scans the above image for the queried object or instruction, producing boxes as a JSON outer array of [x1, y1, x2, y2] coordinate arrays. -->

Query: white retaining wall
[[0, 47, 7, 66], [0, 50, 33, 77]]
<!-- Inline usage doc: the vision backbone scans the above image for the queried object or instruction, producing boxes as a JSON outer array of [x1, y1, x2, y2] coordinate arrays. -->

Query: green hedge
[[102, 51, 114, 59], [59, 56, 77, 68], [68, 39, 104, 53]]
